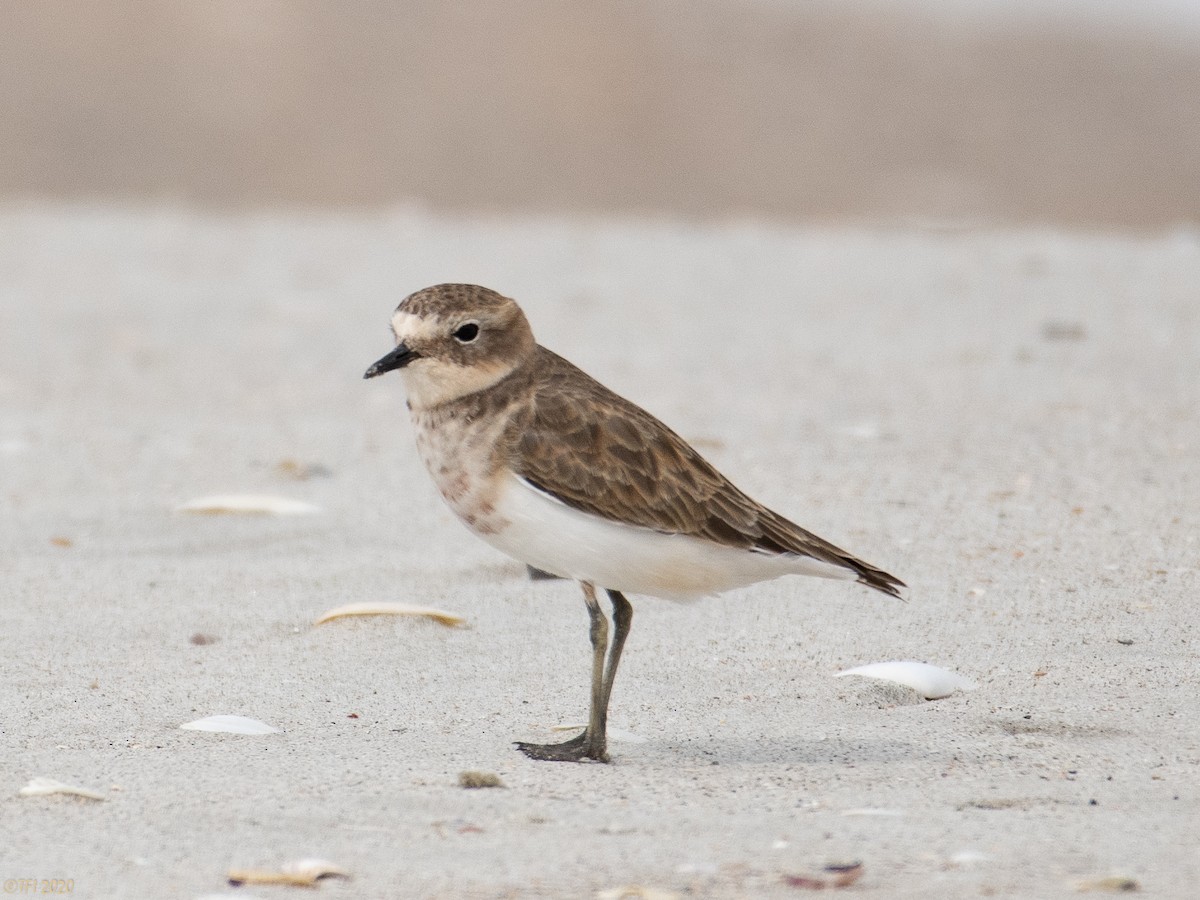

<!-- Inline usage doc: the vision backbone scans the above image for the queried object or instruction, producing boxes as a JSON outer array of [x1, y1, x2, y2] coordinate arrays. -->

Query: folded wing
[[505, 347, 905, 598]]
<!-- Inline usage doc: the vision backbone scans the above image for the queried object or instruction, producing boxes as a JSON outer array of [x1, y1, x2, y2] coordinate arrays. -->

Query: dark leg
[[601, 590, 633, 717], [515, 582, 615, 763]]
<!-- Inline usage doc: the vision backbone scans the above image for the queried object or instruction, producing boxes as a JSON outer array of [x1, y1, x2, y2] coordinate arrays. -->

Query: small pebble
[[1041, 320, 1087, 342]]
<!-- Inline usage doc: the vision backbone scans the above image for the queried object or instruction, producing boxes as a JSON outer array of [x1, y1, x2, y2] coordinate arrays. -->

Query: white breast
[[475, 473, 856, 601]]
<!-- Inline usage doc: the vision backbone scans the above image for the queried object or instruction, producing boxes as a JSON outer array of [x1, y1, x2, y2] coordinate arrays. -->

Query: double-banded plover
[[365, 284, 903, 763]]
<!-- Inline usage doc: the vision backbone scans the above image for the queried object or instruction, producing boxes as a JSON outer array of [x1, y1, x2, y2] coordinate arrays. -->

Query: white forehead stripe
[[390, 311, 449, 344]]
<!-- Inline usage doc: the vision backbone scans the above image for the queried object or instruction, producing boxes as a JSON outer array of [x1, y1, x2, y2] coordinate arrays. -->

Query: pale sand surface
[[2, 207, 1198, 897]]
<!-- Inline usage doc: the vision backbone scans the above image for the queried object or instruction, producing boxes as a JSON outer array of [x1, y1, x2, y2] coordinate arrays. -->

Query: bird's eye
[[452, 322, 480, 343]]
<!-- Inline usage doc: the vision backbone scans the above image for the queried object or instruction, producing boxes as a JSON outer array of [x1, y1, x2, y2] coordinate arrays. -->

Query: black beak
[[364, 342, 421, 379]]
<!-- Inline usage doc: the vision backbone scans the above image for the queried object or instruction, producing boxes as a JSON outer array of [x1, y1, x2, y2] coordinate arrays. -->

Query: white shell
[[834, 661, 978, 699], [227, 858, 349, 887], [180, 715, 281, 735], [596, 887, 680, 900], [18, 777, 106, 801], [176, 495, 320, 515], [280, 859, 349, 880], [314, 602, 466, 628]]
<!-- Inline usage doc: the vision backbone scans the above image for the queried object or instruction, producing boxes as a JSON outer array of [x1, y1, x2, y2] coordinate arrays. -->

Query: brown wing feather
[[504, 347, 905, 598]]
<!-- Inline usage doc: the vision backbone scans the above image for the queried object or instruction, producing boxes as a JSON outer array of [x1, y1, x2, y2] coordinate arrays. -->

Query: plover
[[365, 284, 904, 763]]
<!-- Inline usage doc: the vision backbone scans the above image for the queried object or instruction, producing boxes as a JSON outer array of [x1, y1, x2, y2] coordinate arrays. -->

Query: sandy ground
[[3, 1, 1200, 230], [2, 206, 1198, 897]]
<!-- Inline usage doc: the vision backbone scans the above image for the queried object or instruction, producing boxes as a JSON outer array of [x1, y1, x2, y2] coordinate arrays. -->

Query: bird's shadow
[[642, 733, 934, 768]]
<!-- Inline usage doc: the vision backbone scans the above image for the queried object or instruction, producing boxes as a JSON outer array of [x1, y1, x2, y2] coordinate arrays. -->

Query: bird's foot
[[514, 730, 610, 763]]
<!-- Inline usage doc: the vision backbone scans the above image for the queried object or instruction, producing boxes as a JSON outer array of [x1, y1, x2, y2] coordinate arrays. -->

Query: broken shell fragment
[[834, 661, 978, 699], [596, 887, 681, 900], [227, 858, 350, 887], [782, 862, 864, 890], [180, 715, 281, 735], [314, 602, 467, 628], [18, 777, 106, 801], [176, 494, 320, 515]]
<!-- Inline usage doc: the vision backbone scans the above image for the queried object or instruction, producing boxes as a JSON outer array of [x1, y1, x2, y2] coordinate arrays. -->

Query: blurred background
[[4, 0, 1198, 231]]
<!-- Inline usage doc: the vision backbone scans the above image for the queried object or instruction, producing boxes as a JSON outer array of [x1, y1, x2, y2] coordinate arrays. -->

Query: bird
[[364, 284, 904, 763]]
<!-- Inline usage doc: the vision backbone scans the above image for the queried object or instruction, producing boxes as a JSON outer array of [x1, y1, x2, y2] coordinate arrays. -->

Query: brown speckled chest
[[410, 399, 518, 536]]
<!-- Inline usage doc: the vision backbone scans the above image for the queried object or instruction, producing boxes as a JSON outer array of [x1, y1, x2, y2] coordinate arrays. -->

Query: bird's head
[[364, 284, 537, 410]]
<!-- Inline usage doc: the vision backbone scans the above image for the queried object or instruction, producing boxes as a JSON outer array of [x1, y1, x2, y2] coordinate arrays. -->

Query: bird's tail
[[852, 561, 906, 600]]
